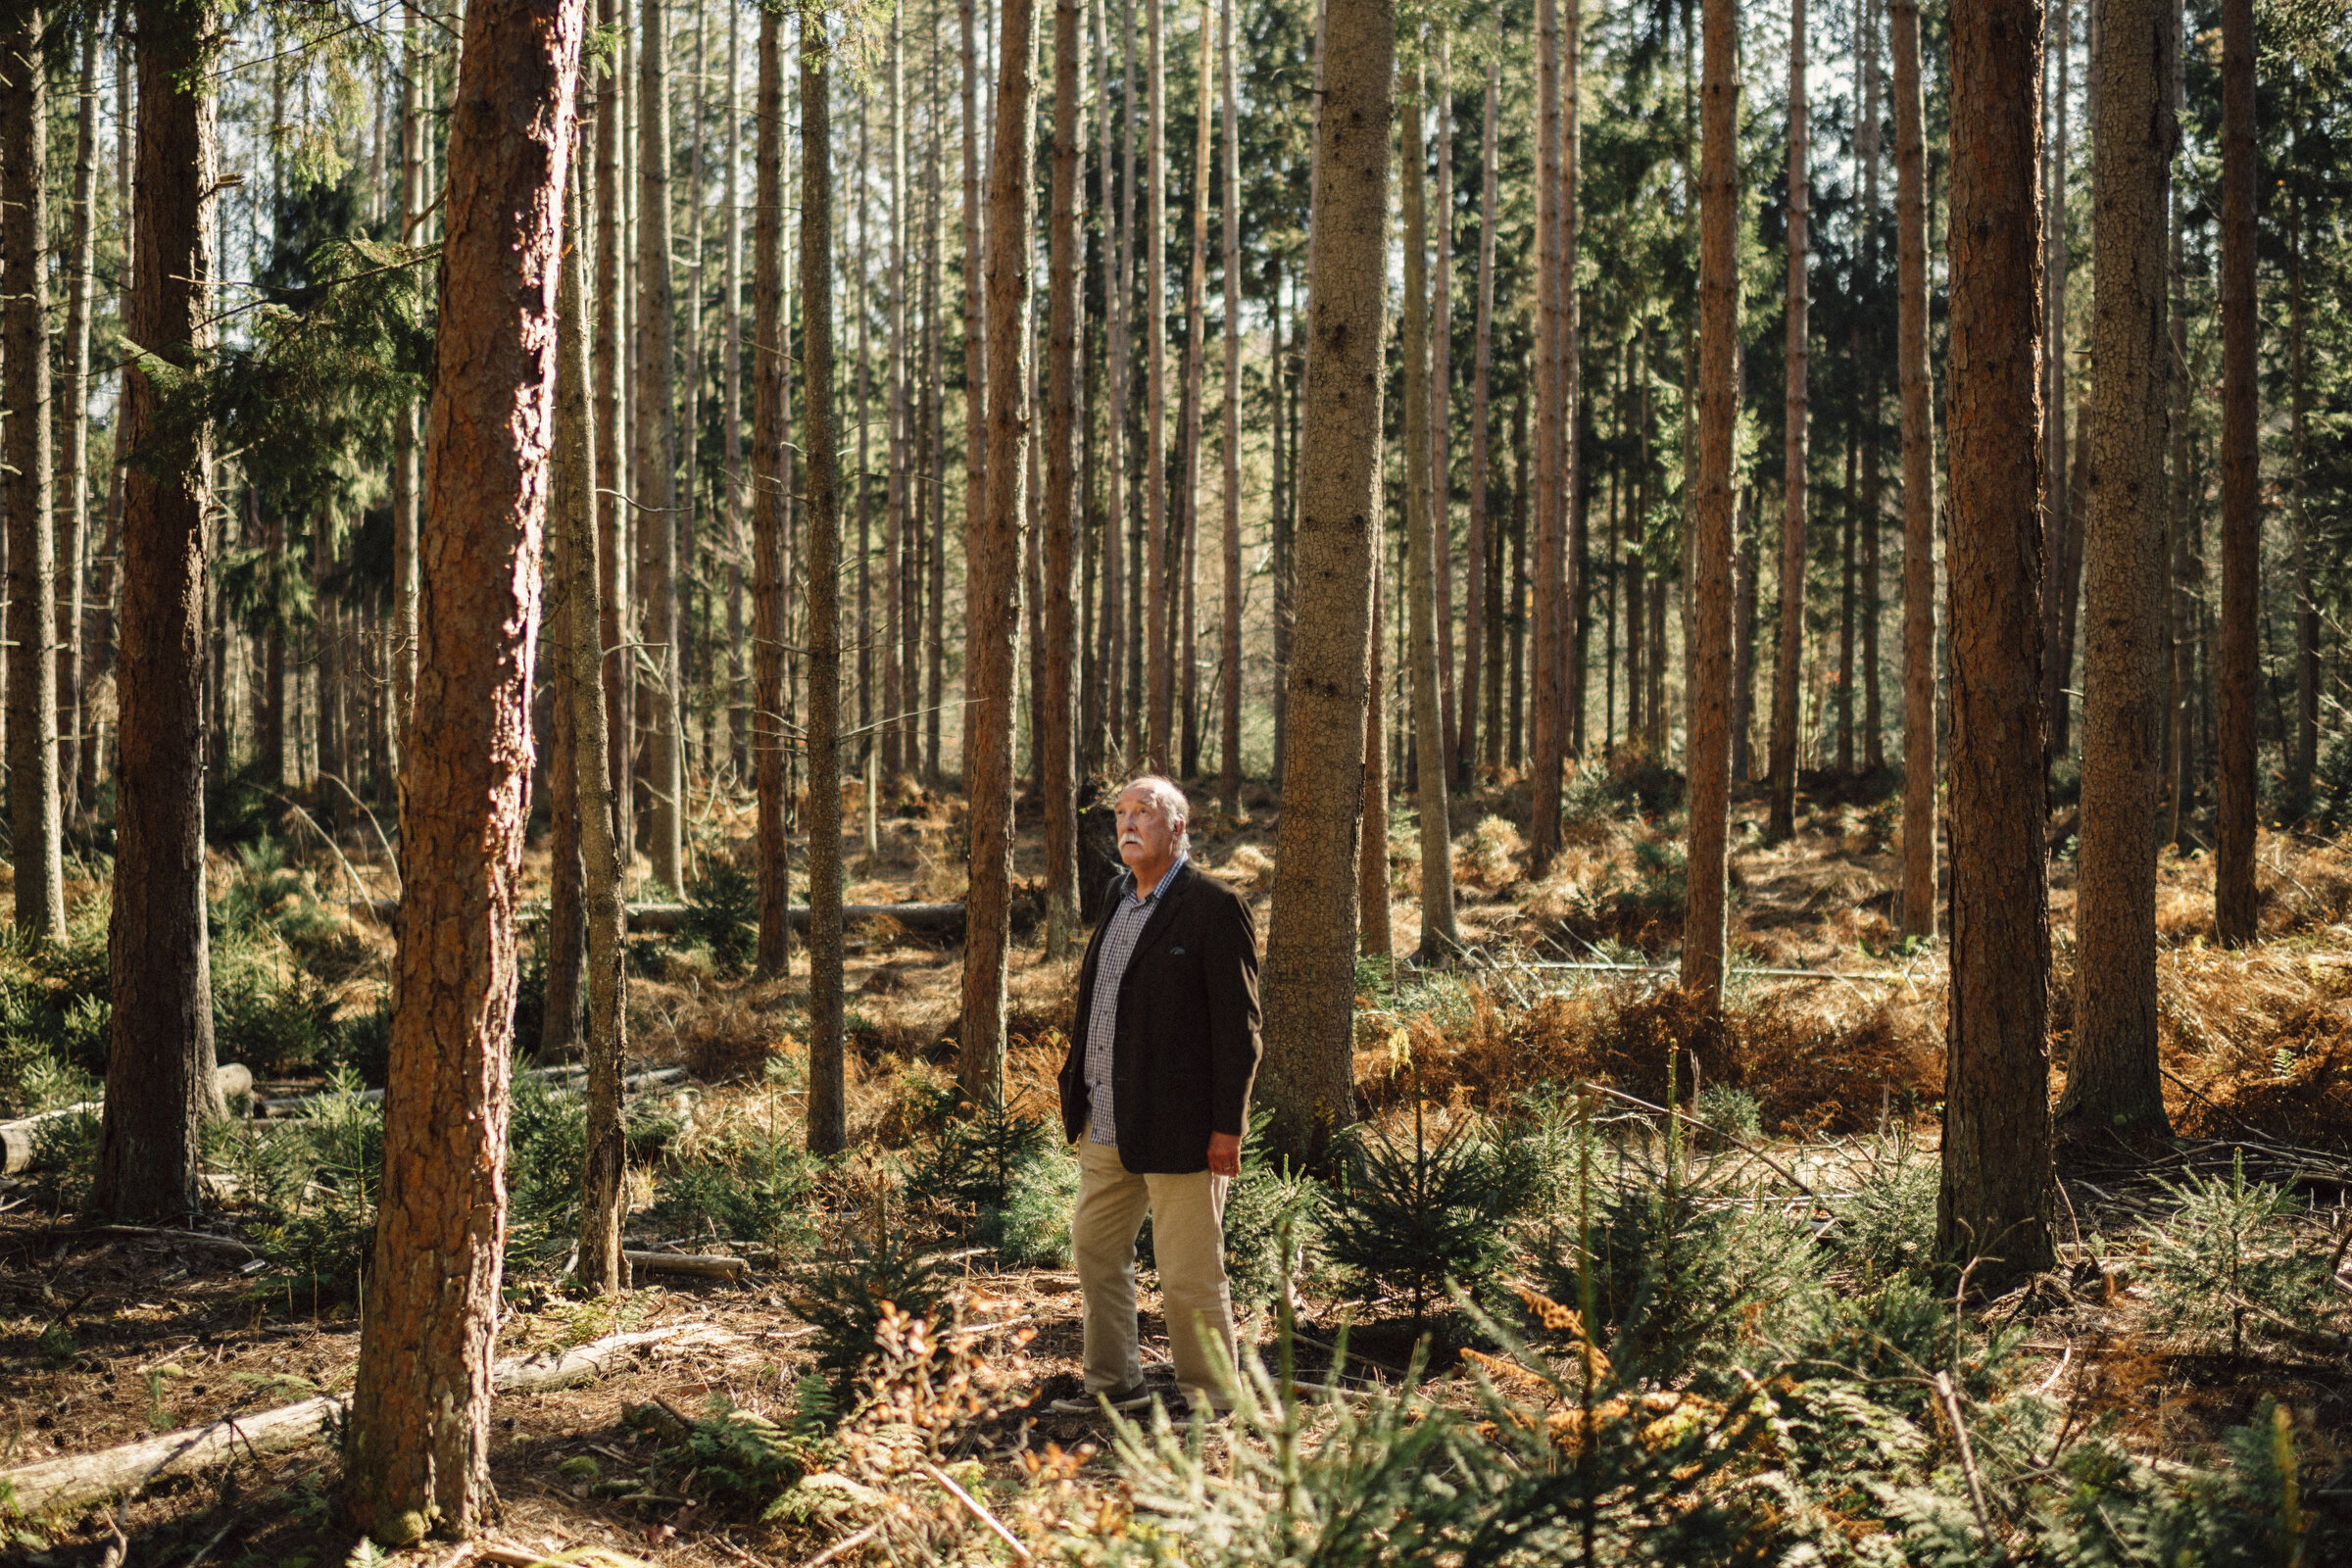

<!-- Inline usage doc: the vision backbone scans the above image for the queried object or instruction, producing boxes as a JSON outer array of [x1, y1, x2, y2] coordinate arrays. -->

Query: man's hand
[[1206, 1131, 1242, 1178]]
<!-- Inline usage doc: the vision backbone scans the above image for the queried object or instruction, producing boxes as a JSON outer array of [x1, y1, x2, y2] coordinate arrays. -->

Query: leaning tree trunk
[[1681, 0, 1739, 1007], [554, 160, 629, 1296], [751, 12, 790, 979], [1892, 0, 1937, 940], [1936, 0, 2055, 1292], [803, 18, 847, 1154], [1259, 0, 1392, 1168], [2213, 0, 2256, 946], [97, 0, 224, 1220], [1767, 0, 1809, 843], [2062, 0, 2175, 1140], [347, 0, 586, 1541], [961, 0, 1036, 1107], [1043, 0, 1084, 956], [1399, 62, 1456, 961], [2, 4, 66, 939]]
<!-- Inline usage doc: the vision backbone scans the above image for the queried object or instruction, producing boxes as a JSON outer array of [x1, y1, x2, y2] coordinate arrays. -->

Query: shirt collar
[[1128, 850, 1188, 906]]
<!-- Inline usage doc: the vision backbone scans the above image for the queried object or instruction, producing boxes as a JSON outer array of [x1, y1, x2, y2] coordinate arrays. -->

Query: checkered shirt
[[1083, 853, 1187, 1147]]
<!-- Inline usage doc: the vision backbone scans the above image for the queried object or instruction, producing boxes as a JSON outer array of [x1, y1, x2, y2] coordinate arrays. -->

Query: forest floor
[[4, 758, 2351, 1565]]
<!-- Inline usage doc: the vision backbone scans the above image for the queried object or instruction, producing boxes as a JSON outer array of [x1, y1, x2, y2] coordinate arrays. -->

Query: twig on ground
[[920, 1459, 1034, 1562], [1934, 1370, 2004, 1559], [798, 1519, 885, 1568]]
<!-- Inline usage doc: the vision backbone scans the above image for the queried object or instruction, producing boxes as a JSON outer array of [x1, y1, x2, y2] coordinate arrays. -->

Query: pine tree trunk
[[1733, 488, 1757, 779], [1528, 0, 1563, 866], [1260, 0, 1391, 1164], [1, 5, 64, 938], [1768, 0, 1809, 841], [393, 3, 425, 764], [883, 20, 906, 780], [1560, 0, 1583, 762], [1859, 0, 1885, 772], [1043, 0, 1084, 953], [1460, 59, 1498, 781], [555, 160, 629, 1296], [2062, 0, 2174, 1139], [727, 1, 749, 776], [1143, 0, 1170, 770], [2166, 24, 2191, 848], [347, 0, 585, 1537], [1179, 0, 1208, 784], [1838, 433, 1856, 774], [635, 0, 683, 892], [57, 22, 101, 829], [962, 0, 1036, 1106], [1682, 0, 1739, 1006], [1429, 22, 1454, 779], [962, 0, 989, 790], [2039, 0, 2072, 768], [803, 20, 846, 1153], [2213, 0, 2256, 945], [1400, 62, 1455, 961], [1892, 0, 1936, 938], [1936, 0, 2054, 1289], [1216, 0, 1241, 809], [593, 0, 632, 853], [94, 0, 222, 1223], [752, 8, 791, 978], [1097, 0, 1126, 772]]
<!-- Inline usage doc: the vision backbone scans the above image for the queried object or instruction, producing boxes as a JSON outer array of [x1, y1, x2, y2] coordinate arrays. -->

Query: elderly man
[[1050, 775, 1261, 1416]]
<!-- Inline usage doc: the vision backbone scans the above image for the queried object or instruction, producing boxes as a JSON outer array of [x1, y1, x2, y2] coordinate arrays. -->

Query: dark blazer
[[1057, 859, 1263, 1174]]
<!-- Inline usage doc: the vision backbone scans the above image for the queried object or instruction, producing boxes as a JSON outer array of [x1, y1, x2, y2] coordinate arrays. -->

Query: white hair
[[1117, 773, 1193, 857]]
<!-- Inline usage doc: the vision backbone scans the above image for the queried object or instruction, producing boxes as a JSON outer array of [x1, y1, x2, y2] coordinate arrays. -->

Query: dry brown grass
[[1355, 981, 1942, 1137]]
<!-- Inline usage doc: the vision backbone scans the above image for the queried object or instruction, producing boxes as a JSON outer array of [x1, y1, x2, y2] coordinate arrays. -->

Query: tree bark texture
[[1528, 0, 1563, 867], [57, 22, 102, 827], [1937, 0, 2055, 1290], [1044, 0, 1084, 956], [1144, 0, 1170, 769], [1217, 0, 1242, 810], [1259, 0, 1391, 1167], [962, 0, 1035, 1106], [348, 0, 584, 1540], [554, 166, 629, 1295], [1892, 0, 1938, 940], [2063, 0, 2175, 1139], [803, 21, 847, 1152], [636, 0, 682, 892], [593, 0, 632, 850], [2213, 0, 2256, 946], [1399, 64, 1455, 961], [1461, 58, 1498, 781], [1682, 0, 1740, 1007], [1769, 0, 1809, 842], [96, 0, 223, 1222], [752, 10, 789, 979], [3, 5, 65, 937]]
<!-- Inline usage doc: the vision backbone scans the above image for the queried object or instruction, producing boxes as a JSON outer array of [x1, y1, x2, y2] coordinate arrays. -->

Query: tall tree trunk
[[2, 5, 64, 937], [2285, 145, 2312, 803], [1510, 372, 1527, 766], [1400, 59, 1456, 961], [594, 0, 632, 854], [1733, 488, 1757, 778], [2166, 25, 2191, 848], [1216, 0, 1241, 809], [2213, 0, 2256, 945], [961, 0, 989, 787], [883, 18, 906, 779], [2039, 0, 2072, 768], [1937, 0, 2054, 1290], [752, 9, 790, 978], [1042, 0, 1083, 956], [1838, 433, 1856, 773], [1097, 0, 1126, 771], [555, 160, 628, 1296], [1858, 0, 1884, 773], [1460, 57, 1498, 781], [94, 0, 221, 1222], [57, 22, 101, 828], [394, 2, 425, 765], [728, 0, 748, 776], [963, 0, 1035, 1105], [1178, 0, 1209, 784], [1559, 0, 1583, 763], [1893, 0, 1936, 938], [1528, 0, 1563, 867], [636, 0, 683, 892], [1429, 21, 1454, 779], [803, 18, 846, 1153], [1768, 0, 1809, 841], [1682, 0, 1739, 1006], [924, 73, 948, 789], [2061, 0, 2174, 1140], [347, 0, 585, 1537], [1143, 0, 1170, 769], [81, 18, 134, 814], [1261, 0, 1391, 1164]]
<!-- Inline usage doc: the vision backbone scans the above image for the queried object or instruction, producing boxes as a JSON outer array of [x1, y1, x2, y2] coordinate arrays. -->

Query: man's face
[[1115, 788, 1179, 874]]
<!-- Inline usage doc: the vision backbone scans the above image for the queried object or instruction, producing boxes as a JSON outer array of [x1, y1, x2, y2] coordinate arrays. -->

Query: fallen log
[[0, 1325, 724, 1518], [253, 1064, 687, 1118], [622, 1250, 749, 1282], [2, 1066, 254, 1176], [355, 899, 966, 937], [83, 1226, 265, 1260]]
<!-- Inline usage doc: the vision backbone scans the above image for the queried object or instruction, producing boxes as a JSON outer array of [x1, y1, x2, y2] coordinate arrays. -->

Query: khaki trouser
[[1071, 1130, 1237, 1399]]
